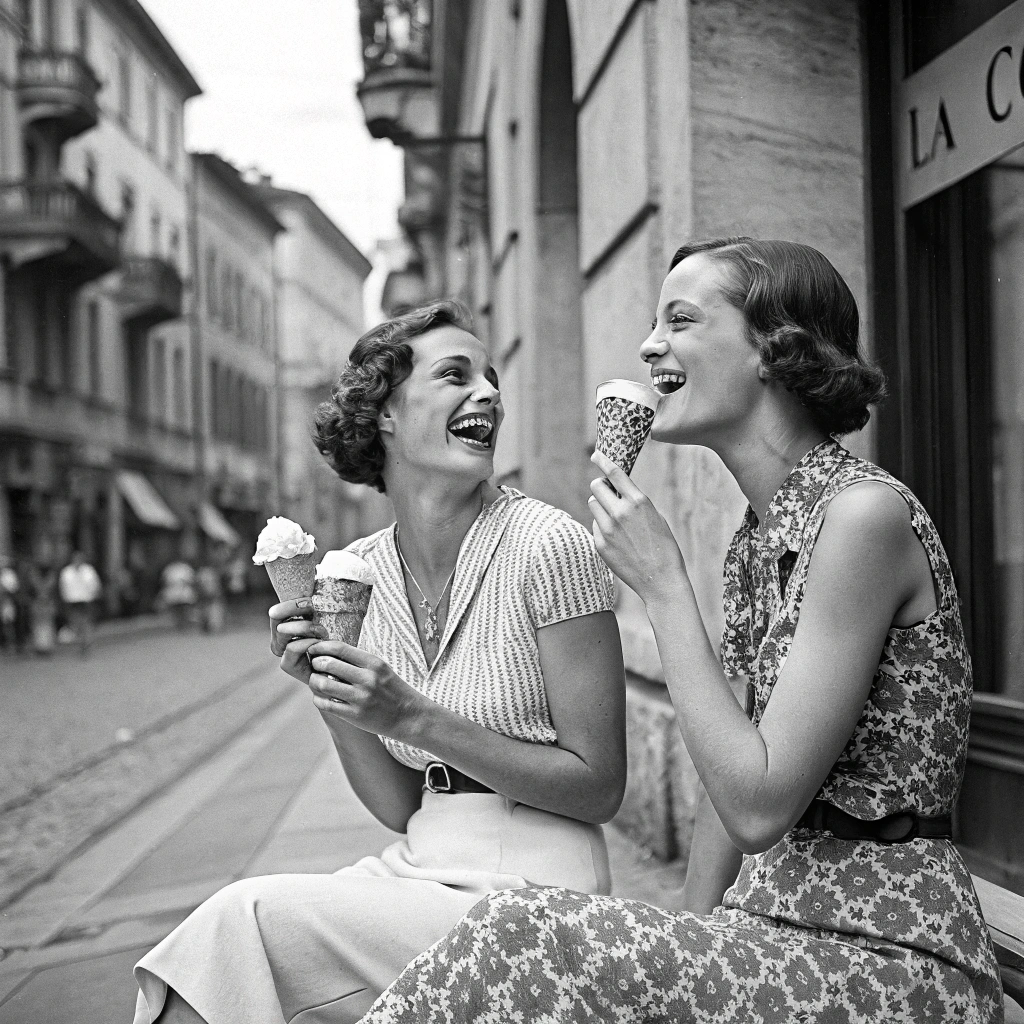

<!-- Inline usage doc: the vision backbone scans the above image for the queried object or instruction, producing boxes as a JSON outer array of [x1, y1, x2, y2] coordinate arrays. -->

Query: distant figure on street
[[223, 552, 248, 603], [195, 562, 225, 633], [158, 558, 197, 630], [59, 551, 103, 656], [26, 559, 58, 656], [0, 556, 19, 652]]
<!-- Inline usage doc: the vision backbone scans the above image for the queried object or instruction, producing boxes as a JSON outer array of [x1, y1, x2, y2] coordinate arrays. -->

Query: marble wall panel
[[690, 0, 862, 157], [580, 216, 659, 446], [567, 0, 639, 99], [490, 239, 521, 362], [578, 7, 651, 272], [486, 83, 520, 258], [493, 343, 523, 484]]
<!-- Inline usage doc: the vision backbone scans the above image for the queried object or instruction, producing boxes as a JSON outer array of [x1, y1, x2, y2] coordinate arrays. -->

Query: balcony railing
[[119, 256, 183, 327], [17, 50, 100, 141], [0, 180, 120, 282]]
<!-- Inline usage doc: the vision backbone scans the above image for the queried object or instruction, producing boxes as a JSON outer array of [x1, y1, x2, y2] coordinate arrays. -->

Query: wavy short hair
[[670, 238, 887, 436], [313, 299, 474, 493]]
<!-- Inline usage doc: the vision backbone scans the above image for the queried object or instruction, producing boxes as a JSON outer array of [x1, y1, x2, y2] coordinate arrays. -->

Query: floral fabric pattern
[[358, 440, 1003, 1024]]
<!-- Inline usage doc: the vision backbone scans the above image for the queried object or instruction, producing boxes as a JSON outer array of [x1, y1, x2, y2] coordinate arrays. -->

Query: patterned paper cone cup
[[595, 380, 661, 475], [312, 578, 374, 646], [263, 551, 317, 603]]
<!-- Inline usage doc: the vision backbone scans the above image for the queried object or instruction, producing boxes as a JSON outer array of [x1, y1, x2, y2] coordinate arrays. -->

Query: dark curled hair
[[313, 299, 474, 493], [670, 238, 887, 436]]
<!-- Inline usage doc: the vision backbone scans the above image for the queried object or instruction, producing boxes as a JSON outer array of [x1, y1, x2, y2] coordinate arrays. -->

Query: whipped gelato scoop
[[253, 516, 316, 565], [315, 550, 375, 585]]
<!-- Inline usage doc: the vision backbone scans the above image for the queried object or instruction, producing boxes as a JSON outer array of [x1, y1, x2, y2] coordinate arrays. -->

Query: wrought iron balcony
[[0, 180, 120, 283], [356, 0, 437, 142], [17, 50, 100, 142], [118, 256, 183, 328]]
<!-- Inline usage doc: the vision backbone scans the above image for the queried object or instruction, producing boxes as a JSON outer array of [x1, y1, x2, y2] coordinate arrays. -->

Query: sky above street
[[143, 0, 404, 259]]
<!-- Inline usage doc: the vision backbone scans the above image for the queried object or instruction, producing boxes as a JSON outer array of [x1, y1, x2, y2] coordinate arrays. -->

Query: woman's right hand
[[269, 598, 322, 684]]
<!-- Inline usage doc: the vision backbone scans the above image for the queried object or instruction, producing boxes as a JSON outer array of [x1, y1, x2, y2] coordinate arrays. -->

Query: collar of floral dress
[[742, 437, 851, 560]]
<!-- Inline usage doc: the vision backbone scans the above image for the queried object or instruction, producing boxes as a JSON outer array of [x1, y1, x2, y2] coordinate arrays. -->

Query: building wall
[[193, 159, 278, 549], [432, 0, 872, 857], [268, 197, 385, 554]]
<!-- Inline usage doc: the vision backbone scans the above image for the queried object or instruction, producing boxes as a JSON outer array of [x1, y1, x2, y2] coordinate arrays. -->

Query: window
[[235, 275, 245, 338], [121, 183, 136, 254], [168, 227, 180, 270], [146, 78, 158, 153], [76, 6, 89, 57], [87, 300, 101, 398], [166, 108, 179, 172], [222, 266, 234, 330], [209, 358, 220, 438], [149, 209, 161, 257], [117, 51, 132, 126], [153, 336, 166, 424], [84, 152, 96, 196], [40, 0, 54, 46], [206, 250, 218, 319], [172, 346, 186, 426]]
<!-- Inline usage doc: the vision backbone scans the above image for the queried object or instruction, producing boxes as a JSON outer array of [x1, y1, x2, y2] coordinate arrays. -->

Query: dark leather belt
[[424, 761, 494, 795], [795, 799, 952, 843]]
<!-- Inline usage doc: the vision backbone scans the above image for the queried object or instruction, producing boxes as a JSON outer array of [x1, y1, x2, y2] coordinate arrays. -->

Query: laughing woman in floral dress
[[358, 238, 1004, 1024]]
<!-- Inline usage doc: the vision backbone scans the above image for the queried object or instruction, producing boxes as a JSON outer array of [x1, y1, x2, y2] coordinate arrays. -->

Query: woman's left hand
[[589, 450, 687, 603], [307, 642, 427, 738]]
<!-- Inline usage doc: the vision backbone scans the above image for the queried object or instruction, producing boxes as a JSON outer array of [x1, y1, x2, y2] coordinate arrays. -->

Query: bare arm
[[680, 783, 743, 914], [308, 609, 627, 824], [590, 453, 934, 854]]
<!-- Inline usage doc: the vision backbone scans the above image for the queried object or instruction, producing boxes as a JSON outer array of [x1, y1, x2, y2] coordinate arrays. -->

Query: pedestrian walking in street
[[158, 556, 197, 630], [130, 300, 627, 1024], [195, 561, 225, 633], [58, 551, 103, 656], [357, 240, 1004, 1024], [25, 557, 58, 657], [0, 555, 19, 653]]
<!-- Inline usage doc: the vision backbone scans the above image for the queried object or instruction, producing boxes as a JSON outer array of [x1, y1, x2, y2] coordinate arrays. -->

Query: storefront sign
[[899, 0, 1024, 208]]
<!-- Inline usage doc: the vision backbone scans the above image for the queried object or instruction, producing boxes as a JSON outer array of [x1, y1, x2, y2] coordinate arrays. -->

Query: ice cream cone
[[311, 551, 375, 647], [264, 550, 317, 602], [595, 379, 661, 474]]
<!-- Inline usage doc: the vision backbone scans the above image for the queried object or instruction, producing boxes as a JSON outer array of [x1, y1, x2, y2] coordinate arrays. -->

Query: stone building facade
[[0, 0, 197, 611], [356, 0, 1024, 891], [0, 0, 375, 617], [252, 182, 387, 553], [190, 153, 281, 568]]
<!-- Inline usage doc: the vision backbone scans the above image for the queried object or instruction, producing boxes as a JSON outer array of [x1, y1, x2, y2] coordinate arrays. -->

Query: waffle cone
[[312, 578, 373, 646], [264, 551, 317, 602]]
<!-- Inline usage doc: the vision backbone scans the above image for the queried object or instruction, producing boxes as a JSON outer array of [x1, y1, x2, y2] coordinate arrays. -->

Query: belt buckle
[[877, 811, 917, 842], [425, 762, 452, 794]]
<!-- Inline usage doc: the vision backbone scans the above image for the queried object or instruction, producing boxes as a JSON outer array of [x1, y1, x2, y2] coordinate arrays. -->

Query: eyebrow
[[662, 298, 705, 319], [431, 354, 499, 386]]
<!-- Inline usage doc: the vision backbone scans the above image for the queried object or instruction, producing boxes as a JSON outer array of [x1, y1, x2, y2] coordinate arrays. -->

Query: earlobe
[[378, 405, 395, 436], [757, 363, 770, 382]]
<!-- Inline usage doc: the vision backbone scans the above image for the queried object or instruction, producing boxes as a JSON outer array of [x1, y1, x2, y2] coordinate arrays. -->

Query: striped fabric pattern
[[342, 488, 615, 770]]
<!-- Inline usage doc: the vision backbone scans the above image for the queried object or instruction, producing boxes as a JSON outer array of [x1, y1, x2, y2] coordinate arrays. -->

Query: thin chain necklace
[[395, 530, 457, 645]]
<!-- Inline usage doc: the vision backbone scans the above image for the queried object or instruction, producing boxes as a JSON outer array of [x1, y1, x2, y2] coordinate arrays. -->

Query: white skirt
[[133, 792, 610, 1024]]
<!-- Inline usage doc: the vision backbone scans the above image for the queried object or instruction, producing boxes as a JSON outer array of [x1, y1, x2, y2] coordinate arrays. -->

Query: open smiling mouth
[[447, 414, 494, 450], [652, 371, 686, 396]]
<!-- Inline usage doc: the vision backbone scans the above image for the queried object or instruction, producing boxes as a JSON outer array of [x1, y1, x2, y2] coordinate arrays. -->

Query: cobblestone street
[[0, 615, 688, 1023]]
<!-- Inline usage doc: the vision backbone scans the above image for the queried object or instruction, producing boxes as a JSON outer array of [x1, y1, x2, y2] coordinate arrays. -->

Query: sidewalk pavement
[[0, 684, 688, 1024]]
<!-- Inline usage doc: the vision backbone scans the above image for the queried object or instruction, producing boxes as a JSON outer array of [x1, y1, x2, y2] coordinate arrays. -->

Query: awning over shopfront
[[198, 502, 242, 547], [115, 470, 181, 530]]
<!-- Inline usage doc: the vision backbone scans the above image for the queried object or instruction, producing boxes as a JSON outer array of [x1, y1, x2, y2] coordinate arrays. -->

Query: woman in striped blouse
[[131, 300, 627, 1024]]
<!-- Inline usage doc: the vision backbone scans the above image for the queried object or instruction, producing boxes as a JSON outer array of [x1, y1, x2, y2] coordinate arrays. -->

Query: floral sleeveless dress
[[358, 440, 1004, 1024]]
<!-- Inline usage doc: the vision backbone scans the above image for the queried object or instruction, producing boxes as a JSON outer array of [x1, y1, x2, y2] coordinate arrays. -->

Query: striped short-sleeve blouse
[[342, 487, 615, 770]]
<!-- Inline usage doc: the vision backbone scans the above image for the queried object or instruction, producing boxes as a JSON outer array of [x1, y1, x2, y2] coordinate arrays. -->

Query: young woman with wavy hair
[[358, 240, 1004, 1024], [130, 300, 627, 1024]]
